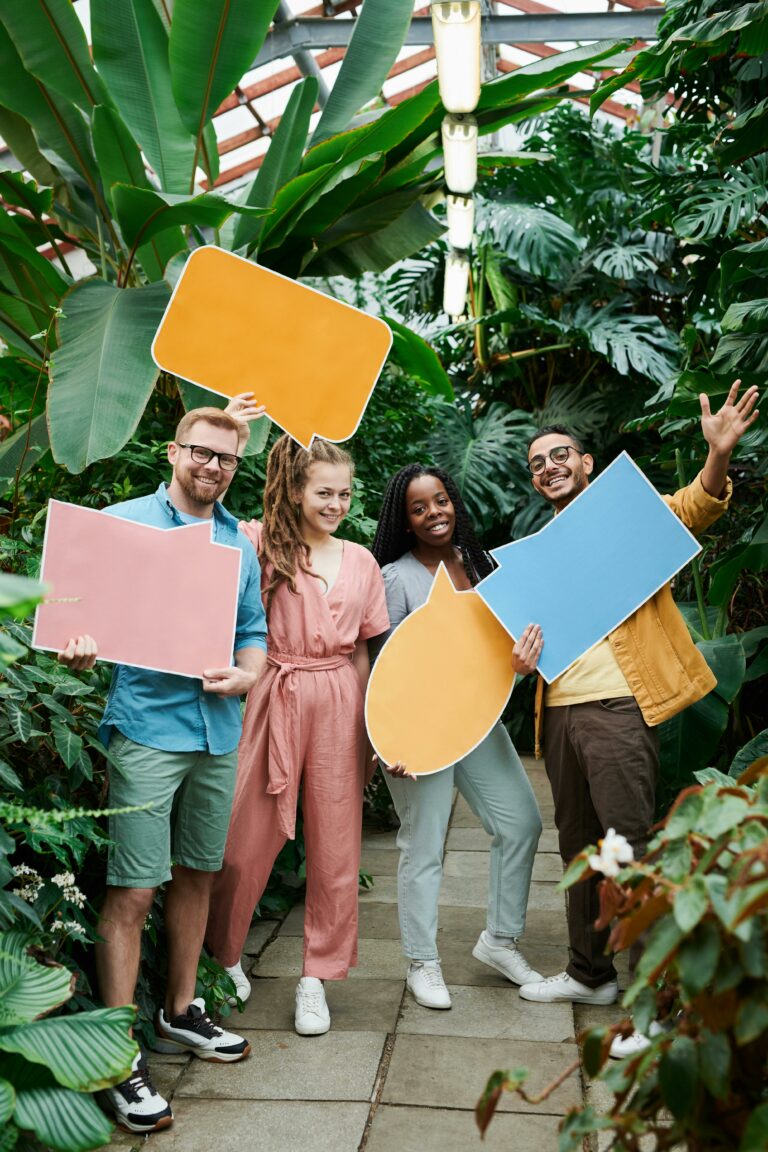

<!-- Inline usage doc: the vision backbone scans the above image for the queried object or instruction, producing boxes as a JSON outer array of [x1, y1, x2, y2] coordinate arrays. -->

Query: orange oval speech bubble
[[365, 564, 516, 775]]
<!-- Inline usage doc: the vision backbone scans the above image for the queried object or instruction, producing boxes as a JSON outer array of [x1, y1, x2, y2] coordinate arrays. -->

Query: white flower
[[50, 917, 84, 936], [51, 872, 75, 889], [588, 828, 634, 879], [12, 865, 43, 903]]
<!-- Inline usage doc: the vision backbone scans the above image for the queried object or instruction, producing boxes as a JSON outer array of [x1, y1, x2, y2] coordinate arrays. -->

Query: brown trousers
[[543, 697, 658, 988]]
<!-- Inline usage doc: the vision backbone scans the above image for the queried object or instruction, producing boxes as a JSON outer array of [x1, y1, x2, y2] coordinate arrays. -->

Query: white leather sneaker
[[519, 971, 619, 1004], [472, 932, 544, 986], [295, 976, 330, 1036], [223, 960, 251, 1005], [406, 961, 452, 1009], [102, 1053, 173, 1133], [609, 1020, 663, 1058], [154, 998, 251, 1061]]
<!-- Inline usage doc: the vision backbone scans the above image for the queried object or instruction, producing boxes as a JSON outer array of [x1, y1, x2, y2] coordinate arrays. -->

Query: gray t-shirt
[[369, 552, 435, 662]]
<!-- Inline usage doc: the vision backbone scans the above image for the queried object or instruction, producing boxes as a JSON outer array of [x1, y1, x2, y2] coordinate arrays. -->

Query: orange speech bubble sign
[[152, 246, 392, 449], [365, 564, 516, 775]]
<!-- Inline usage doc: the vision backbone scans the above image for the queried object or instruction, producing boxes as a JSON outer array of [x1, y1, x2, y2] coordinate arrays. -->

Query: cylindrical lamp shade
[[431, 1, 482, 114], [446, 194, 474, 250], [443, 251, 470, 317], [441, 114, 478, 194]]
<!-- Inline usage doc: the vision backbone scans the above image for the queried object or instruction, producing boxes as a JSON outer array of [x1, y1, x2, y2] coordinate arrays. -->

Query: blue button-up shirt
[[99, 483, 267, 755]]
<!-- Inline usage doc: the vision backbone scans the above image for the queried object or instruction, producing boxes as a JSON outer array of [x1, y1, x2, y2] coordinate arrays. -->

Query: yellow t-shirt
[[546, 636, 632, 706]]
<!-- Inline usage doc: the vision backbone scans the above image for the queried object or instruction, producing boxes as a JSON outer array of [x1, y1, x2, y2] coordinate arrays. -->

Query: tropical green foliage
[[0, 930, 136, 1152], [0, 0, 625, 480], [478, 761, 768, 1152]]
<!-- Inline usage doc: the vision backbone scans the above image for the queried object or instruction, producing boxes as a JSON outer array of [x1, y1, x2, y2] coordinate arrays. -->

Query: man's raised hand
[[700, 380, 759, 457]]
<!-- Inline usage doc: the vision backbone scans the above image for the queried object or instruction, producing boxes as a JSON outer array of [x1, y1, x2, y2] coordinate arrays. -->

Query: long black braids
[[371, 464, 495, 586]]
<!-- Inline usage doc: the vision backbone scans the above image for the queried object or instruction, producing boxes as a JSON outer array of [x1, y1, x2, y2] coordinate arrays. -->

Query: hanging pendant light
[[431, 2, 482, 114], [441, 114, 478, 195], [446, 194, 474, 250], [443, 250, 470, 317]]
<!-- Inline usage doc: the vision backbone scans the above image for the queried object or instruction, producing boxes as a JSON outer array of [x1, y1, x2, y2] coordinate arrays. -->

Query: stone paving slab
[[243, 918, 279, 956], [442, 849, 563, 883], [362, 828, 399, 852], [234, 976, 404, 1032], [281, 902, 566, 947], [398, 985, 574, 1043], [256, 937, 406, 980], [446, 826, 559, 853], [281, 900, 401, 939], [365, 1104, 561, 1151], [451, 793, 554, 828], [437, 940, 567, 986], [360, 847, 400, 876], [382, 1034, 581, 1115], [115, 1099, 370, 1152], [176, 1030, 386, 1101], [358, 875, 563, 912]]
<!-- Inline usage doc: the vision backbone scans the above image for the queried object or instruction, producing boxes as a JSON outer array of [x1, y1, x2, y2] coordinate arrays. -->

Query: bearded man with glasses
[[514, 383, 759, 1043], [58, 407, 267, 1132]]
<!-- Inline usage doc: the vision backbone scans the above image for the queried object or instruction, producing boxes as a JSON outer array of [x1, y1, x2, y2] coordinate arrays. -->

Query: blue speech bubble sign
[[476, 453, 701, 683]]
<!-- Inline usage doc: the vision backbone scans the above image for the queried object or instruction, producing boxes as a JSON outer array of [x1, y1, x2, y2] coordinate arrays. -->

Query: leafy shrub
[[478, 761, 768, 1151]]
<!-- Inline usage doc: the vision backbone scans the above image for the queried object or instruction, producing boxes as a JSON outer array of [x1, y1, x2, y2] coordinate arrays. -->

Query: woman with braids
[[370, 464, 543, 1010], [206, 419, 389, 1036]]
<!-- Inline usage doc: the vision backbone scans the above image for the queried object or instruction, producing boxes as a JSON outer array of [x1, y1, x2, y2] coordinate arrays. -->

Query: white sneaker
[[223, 960, 251, 1005], [609, 1020, 663, 1059], [154, 998, 251, 1061], [295, 976, 330, 1036], [406, 961, 452, 1009], [472, 932, 544, 986], [519, 971, 619, 1005], [102, 1053, 173, 1133]]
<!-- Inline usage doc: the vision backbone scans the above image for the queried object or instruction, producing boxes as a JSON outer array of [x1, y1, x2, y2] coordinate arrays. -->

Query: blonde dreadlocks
[[260, 434, 354, 612]]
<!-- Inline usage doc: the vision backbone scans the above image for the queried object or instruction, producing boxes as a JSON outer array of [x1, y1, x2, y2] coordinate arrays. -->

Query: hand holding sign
[[476, 453, 702, 683], [365, 565, 516, 775], [152, 246, 392, 449]]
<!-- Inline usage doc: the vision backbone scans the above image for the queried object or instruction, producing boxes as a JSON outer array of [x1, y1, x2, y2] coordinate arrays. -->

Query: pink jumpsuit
[[207, 521, 389, 979]]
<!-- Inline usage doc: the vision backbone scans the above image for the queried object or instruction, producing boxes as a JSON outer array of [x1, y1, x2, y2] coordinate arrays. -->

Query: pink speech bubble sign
[[32, 500, 241, 678]]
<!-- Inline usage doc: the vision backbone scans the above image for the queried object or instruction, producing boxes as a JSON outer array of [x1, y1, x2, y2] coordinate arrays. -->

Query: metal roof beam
[[256, 10, 662, 67]]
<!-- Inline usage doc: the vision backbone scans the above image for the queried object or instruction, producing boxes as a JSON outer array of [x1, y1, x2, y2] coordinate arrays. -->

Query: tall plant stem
[[11, 311, 56, 527], [676, 448, 710, 640]]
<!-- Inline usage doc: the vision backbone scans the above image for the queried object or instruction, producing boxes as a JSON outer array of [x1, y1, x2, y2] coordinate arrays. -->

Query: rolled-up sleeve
[[234, 548, 268, 652]]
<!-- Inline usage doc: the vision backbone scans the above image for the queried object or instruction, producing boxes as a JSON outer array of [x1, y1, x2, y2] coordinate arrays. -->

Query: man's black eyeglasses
[[178, 443, 242, 472], [528, 445, 584, 475]]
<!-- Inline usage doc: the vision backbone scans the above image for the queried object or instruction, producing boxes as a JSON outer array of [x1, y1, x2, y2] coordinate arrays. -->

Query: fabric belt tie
[[266, 651, 352, 839]]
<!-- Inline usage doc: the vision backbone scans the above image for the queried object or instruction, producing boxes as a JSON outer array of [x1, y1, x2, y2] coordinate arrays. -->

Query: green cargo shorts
[[106, 731, 238, 888]]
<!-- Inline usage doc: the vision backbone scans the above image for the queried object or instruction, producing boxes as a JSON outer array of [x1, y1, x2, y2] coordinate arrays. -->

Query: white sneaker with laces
[[406, 961, 452, 1009], [102, 1052, 173, 1133], [519, 971, 619, 1005], [472, 932, 544, 986], [609, 1020, 663, 1059], [223, 960, 251, 1005], [295, 976, 330, 1036], [154, 997, 251, 1061]]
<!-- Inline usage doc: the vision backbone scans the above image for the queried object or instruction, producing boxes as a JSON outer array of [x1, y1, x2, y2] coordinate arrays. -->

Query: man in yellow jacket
[[515, 381, 759, 1017]]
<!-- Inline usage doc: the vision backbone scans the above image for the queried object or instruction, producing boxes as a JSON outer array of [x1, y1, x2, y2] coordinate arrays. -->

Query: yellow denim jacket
[[534, 471, 733, 757]]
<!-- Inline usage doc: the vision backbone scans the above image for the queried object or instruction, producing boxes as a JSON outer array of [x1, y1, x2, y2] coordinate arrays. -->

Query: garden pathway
[[107, 757, 627, 1152]]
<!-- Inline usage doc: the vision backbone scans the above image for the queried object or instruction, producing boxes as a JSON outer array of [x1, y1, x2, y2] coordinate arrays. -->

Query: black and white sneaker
[[154, 997, 251, 1062], [102, 1052, 173, 1133]]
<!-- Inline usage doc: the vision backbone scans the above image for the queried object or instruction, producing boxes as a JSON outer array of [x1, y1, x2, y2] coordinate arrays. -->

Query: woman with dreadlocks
[[370, 464, 543, 1010], [206, 422, 389, 1036]]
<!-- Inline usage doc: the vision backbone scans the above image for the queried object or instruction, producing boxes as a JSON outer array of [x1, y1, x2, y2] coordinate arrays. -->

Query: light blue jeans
[[383, 723, 542, 961]]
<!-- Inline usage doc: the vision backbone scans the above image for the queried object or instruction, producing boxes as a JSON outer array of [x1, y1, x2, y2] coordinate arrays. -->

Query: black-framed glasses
[[527, 444, 584, 475], [178, 443, 242, 472]]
